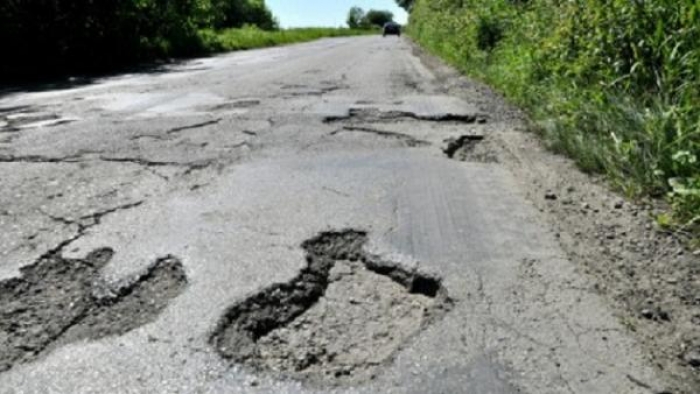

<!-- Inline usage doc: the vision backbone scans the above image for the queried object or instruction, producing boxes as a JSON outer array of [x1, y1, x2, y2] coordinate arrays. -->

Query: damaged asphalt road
[[0, 37, 685, 393]]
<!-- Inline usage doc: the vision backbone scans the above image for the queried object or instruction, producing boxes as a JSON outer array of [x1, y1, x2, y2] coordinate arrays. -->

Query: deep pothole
[[0, 248, 187, 372], [443, 135, 499, 163], [210, 230, 451, 386]]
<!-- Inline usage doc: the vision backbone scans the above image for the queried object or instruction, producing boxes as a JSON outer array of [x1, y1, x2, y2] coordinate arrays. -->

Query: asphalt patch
[[443, 135, 499, 163], [0, 248, 187, 372], [211, 230, 451, 386]]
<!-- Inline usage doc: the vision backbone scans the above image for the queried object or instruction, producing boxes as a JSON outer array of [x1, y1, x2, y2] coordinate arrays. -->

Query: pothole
[[211, 230, 451, 386], [324, 108, 484, 124], [0, 248, 187, 372], [443, 135, 499, 163]]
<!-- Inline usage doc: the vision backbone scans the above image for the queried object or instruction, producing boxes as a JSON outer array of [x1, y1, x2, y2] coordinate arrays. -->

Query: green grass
[[199, 26, 374, 52], [408, 0, 700, 237]]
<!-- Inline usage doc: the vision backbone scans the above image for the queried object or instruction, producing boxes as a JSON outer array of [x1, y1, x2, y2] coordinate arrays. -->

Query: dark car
[[383, 22, 401, 37]]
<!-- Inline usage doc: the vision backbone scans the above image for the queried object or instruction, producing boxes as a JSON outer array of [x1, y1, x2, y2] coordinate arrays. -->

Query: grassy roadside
[[407, 0, 700, 241], [199, 26, 374, 52]]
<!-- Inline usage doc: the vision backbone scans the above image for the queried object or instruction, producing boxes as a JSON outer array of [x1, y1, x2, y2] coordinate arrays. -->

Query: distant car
[[383, 22, 401, 37]]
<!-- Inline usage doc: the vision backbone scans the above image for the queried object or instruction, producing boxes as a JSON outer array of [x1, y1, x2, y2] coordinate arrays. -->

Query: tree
[[363, 9, 394, 28], [211, 0, 277, 30], [347, 6, 365, 29], [395, 0, 414, 11]]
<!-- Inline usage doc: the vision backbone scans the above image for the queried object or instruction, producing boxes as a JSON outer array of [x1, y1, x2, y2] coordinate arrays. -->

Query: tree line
[[346, 7, 394, 29], [0, 0, 276, 81]]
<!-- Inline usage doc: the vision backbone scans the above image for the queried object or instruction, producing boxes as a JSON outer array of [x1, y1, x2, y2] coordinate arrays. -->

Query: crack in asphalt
[[0, 154, 84, 164], [323, 108, 482, 124], [130, 119, 222, 142], [281, 84, 349, 98], [166, 119, 222, 135], [210, 100, 260, 111], [0, 152, 213, 174], [39, 201, 144, 259], [98, 156, 214, 175], [330, 126, 430, 147]]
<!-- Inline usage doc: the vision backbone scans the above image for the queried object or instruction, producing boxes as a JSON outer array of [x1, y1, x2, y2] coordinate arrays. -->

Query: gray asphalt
[[0, 37, 664, 393]]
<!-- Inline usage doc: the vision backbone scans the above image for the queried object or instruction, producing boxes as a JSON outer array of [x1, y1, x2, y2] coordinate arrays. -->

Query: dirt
[[0, 247, 187, 372], [411, 40, 700, 394], [210, 230, 452, 386]]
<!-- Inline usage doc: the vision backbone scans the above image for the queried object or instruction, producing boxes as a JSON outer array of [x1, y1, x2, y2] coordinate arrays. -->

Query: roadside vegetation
[[346, 7, 395, 29], [405, 0, 700, 238], [0, 0, 366, 82], [201, 26, 371, 52]]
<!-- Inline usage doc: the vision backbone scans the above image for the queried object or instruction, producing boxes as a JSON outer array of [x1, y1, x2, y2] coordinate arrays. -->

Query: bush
[[476, 15, 503, 51]]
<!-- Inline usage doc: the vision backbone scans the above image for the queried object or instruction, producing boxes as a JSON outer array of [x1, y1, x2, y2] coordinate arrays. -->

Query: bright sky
[[267, 0, 408, 28]]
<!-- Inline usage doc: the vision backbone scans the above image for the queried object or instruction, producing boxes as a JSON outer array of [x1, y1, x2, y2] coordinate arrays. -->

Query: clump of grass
[[408, 0, 700, 236]]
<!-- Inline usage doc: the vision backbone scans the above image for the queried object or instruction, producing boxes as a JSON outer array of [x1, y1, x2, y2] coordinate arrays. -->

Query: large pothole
[[0, 248, 187, 372], [211, 230, 451, 386]]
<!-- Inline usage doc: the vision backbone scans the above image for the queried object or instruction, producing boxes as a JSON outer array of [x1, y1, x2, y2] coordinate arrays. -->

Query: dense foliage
[[409, 0, 700, 231], [363, 10, 394, 27], [346, 7, 394, 29], [0, 0, 276, 80]]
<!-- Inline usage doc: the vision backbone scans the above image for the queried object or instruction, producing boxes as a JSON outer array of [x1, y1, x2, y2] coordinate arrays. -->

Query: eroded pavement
[[0, 37, 671, 393]]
